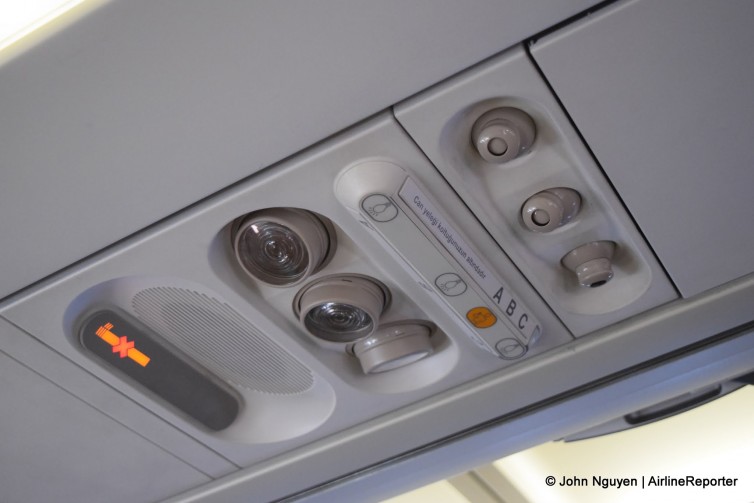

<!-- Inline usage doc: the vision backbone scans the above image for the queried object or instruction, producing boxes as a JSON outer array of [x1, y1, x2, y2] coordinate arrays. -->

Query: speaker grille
[[132, 287, 314, 395]]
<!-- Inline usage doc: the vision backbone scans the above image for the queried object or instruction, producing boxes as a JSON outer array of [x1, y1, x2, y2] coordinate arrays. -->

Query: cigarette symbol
[[95, 322, 151, 367]]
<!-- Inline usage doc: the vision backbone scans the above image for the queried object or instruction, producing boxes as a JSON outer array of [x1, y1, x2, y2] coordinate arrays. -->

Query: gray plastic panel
[[0, 317, 239, 479], [282, 330, 754, 503], [163, 273, 754, 503], [531, 0, 754, 297], [394, 46, 677, 336], [0, 113, 571, 465], [0, 0, 597, 299], [0, 324, 210, 503]]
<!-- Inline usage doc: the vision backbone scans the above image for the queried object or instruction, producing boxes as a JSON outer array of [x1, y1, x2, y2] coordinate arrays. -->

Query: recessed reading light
[[232, 208, 335, 287], [294, 275, 390, 343]]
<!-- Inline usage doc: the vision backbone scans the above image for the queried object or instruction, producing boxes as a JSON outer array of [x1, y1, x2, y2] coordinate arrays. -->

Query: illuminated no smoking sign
[[79, 309, 239, 431]]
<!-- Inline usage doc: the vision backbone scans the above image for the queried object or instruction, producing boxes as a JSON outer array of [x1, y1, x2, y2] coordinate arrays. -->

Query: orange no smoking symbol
[[95, 322, 151, 367]]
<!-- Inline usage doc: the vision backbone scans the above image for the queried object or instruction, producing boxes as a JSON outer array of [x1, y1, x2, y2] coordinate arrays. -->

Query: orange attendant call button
[[466, 306, 497, 328]]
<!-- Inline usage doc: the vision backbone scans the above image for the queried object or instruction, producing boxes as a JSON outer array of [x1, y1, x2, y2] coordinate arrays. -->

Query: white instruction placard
[[398, 177, 540, 342]]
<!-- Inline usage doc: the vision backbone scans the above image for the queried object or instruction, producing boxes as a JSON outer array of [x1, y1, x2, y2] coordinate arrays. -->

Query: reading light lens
[[304, 302, 373, 342], [232, 208, 334, 287], [295, 274, 390, 342], [237, 221, 309, 284]]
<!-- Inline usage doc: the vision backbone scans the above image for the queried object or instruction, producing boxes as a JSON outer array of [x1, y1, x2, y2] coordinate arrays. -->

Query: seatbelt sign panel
[[398, 177, 540, 342]]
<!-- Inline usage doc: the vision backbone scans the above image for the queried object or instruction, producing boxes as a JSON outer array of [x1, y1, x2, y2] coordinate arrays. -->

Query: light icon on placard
[[95, 322, 151, 367]]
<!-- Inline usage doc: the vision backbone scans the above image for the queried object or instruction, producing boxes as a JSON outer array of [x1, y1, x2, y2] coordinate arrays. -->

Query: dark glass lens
[[237, 221, 309, 285], [304, 302, 373, 342]]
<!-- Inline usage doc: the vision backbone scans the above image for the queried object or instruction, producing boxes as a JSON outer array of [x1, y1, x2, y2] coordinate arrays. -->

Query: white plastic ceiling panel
[[0, 0, 598, 299], [530, 0, 754, 297]]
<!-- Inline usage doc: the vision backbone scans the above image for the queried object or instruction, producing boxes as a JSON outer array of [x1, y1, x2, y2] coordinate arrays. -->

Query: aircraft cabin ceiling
[[1, 1, 753, 502]]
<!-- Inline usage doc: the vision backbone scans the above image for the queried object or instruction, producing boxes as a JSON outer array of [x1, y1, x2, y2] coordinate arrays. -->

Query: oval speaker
[[132, 287, 314, 395]]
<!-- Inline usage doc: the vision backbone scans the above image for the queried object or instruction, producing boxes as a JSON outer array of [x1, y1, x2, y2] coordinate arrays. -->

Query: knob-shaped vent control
[[521, 187, 581, 233], [471, 107, 536, 164], [562, 241, 616, 288]]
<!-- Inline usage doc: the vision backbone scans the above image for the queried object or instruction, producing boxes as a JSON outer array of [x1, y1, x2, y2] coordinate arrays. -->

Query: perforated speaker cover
[[132, 287, 313, 395]]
